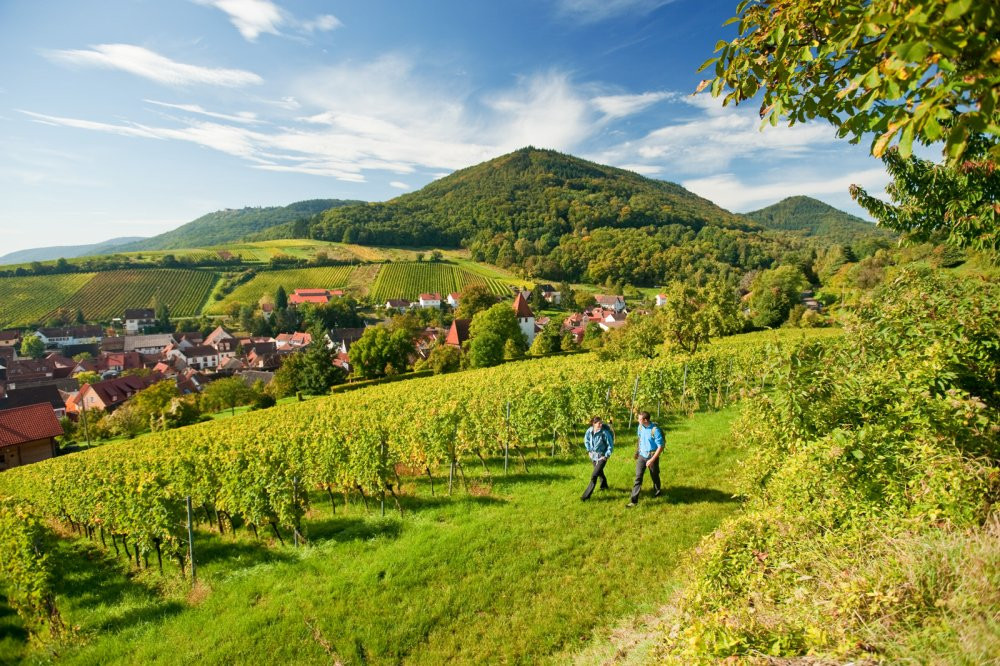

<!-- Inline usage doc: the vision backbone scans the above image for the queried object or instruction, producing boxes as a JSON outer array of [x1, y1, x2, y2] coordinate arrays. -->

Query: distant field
[[369, 262, 510, 301], [0, 273, 95, 327], [55, 269, 218, 320], [206, 265, 357, 314]]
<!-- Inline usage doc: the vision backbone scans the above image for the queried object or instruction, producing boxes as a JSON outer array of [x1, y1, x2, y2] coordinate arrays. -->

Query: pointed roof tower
[[512, 292, 534, 318]]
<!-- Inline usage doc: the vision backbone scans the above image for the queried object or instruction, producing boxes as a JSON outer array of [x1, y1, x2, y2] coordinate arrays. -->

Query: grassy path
[[8, 406, 743, 665]]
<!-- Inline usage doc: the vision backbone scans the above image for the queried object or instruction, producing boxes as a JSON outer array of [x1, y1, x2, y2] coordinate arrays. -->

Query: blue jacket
[[584, 425, 614, 461], [636, 423, 664, 458]]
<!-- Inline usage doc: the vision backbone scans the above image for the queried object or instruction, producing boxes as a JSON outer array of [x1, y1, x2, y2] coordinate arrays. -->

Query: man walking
[[581, 416, 614, 500], [627, 411, 663, 507]]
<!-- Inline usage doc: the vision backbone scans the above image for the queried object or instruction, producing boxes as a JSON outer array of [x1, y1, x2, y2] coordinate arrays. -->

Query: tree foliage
[[747, 265, 809, 328], [851, 138, 1000, 257], [19, 334, 44, 359], [701, 0, 1000, 163], [349, 326, 413, 379]]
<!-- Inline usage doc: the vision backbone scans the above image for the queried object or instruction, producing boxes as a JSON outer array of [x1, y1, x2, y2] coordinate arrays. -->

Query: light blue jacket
[[584, 425, 614, 461], [636, 423, 664, 458]]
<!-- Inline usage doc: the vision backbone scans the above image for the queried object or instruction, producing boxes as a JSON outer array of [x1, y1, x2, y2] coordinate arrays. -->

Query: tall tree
[[349, 326, 413, 379], [274, 285, 288, 311], [20, 334, 44, 359]]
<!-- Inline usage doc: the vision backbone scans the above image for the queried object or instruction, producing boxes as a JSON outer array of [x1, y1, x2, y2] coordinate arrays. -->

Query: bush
[[662, 270, 1000, 661]]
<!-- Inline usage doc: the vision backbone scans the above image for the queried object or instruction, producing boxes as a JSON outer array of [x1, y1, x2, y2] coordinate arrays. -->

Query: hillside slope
[[0, 237, 146, 265], [745, 195, 894, 244], [307, 147, 747, 247], [111, 200, 360, 252]]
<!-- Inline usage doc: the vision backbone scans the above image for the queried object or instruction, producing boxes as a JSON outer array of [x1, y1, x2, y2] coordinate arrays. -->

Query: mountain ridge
[[0, 237, 147, 265]]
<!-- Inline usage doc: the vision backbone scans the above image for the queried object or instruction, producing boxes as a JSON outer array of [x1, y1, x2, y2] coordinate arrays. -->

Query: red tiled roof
[[419, 293, 441, 301], [512, 292, 534, 318], [0, 403, 63, 448], [289, 289, 332, 305], [83, 374, 161, 407]]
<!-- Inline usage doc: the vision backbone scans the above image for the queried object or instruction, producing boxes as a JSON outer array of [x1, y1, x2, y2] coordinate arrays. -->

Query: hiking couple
[[581, 411, 663, 507]]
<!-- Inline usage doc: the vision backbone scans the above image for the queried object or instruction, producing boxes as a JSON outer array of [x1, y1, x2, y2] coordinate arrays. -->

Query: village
[[0, 285, 653, 471]]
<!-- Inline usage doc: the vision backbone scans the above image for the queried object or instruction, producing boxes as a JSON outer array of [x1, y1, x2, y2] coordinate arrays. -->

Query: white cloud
[[389, 181, 410, 190], [555, 0, 675, 22], [591, 91, 673, 118], [145, 100, 264, 124], [194, 0, 341, 41], [194, 0, 283, 40], [682, 168, 889, 211], [301, 15, 342, 33], [44, 44, 262, 87], [593, 94, 839, 175]]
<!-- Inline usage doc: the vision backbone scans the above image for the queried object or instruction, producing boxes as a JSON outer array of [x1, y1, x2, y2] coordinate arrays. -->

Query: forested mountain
[[745, 196, 894, 245], [110, 199, 360, 252], [0, 237, 146, 265]]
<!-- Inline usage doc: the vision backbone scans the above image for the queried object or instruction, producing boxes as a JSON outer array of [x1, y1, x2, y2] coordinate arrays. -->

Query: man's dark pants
[[630, 454, 660, 504], [581, 457, 609, 499]]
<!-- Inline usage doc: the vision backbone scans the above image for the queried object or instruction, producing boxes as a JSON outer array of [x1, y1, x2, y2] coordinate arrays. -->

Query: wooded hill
[[304, 147, 746, 247], [0, 237, 146, 265], [746, 195, 895, 245], [110, 199, 361, 252]]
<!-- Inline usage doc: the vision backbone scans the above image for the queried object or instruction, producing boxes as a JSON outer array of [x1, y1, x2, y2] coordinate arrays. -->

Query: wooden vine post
[[186, 495, 197, 583]]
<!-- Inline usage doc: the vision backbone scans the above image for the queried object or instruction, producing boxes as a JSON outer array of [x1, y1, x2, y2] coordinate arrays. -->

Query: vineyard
[[52, 269, 218, 321], [0, 329, 829, 648], [205, 265, 358, 314], [0, 273, 95, 327], [369, 262, 510, 301]]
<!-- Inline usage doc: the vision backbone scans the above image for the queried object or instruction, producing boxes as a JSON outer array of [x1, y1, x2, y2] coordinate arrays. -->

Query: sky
[[0, 0, 894, 254]]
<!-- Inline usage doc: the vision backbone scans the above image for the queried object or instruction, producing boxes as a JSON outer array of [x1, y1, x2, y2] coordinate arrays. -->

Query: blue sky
[[0, 0, 891, 254]]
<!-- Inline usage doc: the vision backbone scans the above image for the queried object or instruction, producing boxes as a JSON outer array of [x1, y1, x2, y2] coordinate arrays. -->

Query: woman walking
[[581, 416, 614, 500]]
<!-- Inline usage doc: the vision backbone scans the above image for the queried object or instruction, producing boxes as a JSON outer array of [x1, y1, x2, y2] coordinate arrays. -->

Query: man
[[627, 411, 663, 507], [581, 416, 614, 500]]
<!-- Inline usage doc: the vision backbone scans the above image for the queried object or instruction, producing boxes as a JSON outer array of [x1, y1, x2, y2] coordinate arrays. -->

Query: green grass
[[53, 269, 218, 320], [0, 272, 96, 327], [205, 265, 358, 314], [8, 407, 743, 665]]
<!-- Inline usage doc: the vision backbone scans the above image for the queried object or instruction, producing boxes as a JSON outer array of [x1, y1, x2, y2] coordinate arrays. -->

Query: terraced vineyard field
[[54, 269, 218, 320], [0, 273, 95, 327], [206, 265, 357, 314], [369, 262, 510, 301]]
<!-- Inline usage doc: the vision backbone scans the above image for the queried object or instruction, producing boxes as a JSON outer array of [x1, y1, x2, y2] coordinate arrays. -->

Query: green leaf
[[943, 0, 973, 21]]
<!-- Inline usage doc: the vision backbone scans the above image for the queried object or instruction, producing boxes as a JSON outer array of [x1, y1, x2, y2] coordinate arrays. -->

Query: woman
[[581, 416, 614, 500]]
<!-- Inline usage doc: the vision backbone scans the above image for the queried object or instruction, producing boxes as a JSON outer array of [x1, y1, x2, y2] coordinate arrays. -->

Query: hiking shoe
[[625, 501, 637, 508], [653, 489, 662, 498]]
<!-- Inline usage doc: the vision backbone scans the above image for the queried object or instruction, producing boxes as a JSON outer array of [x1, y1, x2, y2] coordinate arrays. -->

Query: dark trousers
[[630, 455, 660, 504], [581, 457, 609, 499]]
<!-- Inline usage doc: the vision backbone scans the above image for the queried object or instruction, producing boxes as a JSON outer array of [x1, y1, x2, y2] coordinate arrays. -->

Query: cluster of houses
[[0, 305, 342, 471]]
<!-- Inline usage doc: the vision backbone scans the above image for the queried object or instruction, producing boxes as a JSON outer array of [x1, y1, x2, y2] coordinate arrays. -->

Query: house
[[123, 333, 175, 355], [204, 326, 235, 348], [537, 284, 562, 305], [0, 403, 63, 471], [599, 320, 627, 332], [385, 299, 411, 312], [655, 293, 668, 307], [95, 351, 145, 374], [175, 331, 205, 346], [447, 292, 461, 308], [240, 370, 275, 389], [124, 308, 156, 334], [594, 295, 626, 312], [289, 289, 333, 306], [75, 374, 161, 413], [512, 292, 536, 346], [801, 291, 823, 312], [275, 332, 312, 350], [445, 319, 471, 348], [167, 345, 219, 371], [0, 330, 21, 348], [212, 336, 239, 361], [35, 325, 103, 349], [418, 293, 442, 308], [325, 328, 367, 354], [0, 384, 67, 418]]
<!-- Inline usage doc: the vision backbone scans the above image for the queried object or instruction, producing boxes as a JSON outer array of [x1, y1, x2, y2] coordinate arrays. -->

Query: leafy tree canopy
[[701, 0, 999, 163]]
